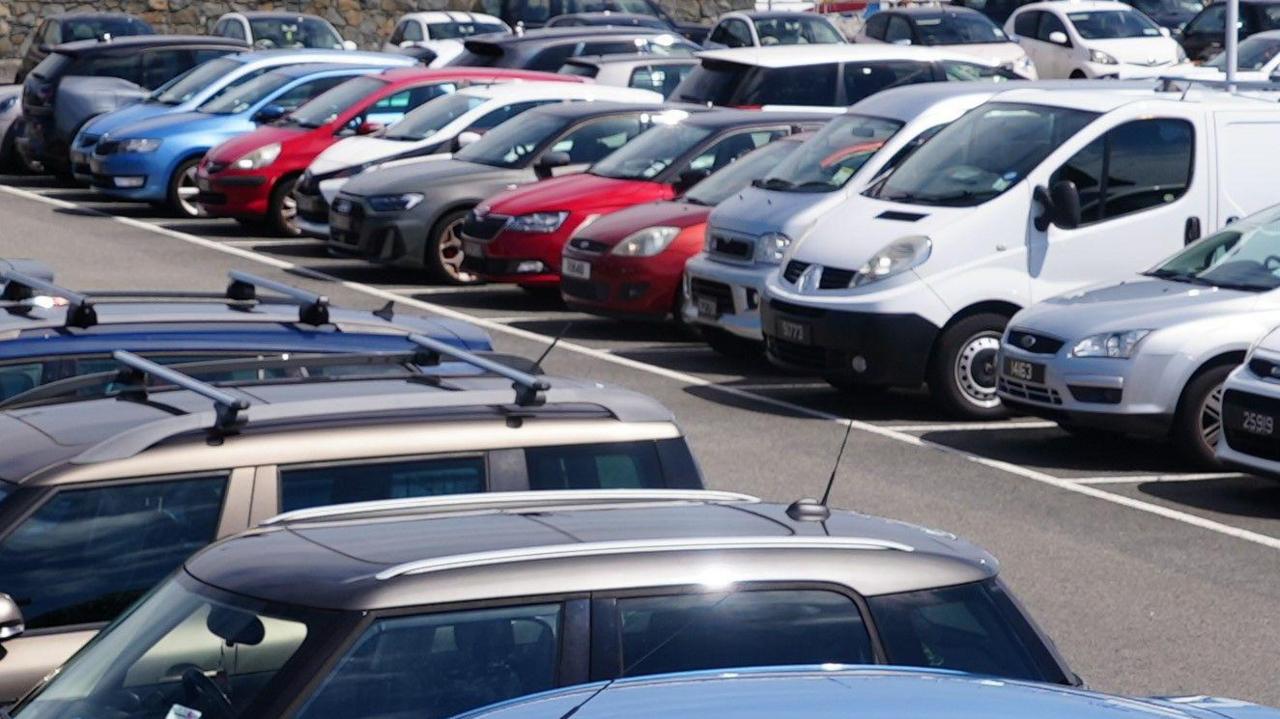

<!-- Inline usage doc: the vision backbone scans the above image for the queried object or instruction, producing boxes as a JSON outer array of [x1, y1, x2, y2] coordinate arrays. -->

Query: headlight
[[367, 193, 424, 212], [852, 235, 931, 287], [1090, 49, 1119, 65], [233, 142, 282, 170], [753, 232, 792, 265], [612, 226, 679, 257], [0, 96, 16, 114], [120, 138, 162, 154], [1070, 329, 1151, 358], [506, 211, 568, 233]]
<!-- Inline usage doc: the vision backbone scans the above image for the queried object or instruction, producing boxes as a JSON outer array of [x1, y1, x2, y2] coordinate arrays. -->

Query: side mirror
[[675, 167, 712, 192], [0, 593, 24, 641], [1159, 26, 1172, 37], [356, 120, 383, 136], [892, 37, 912, 45], [399, 40, 416, 48], [342, 39, 358, 51], [454, 130, 483, 151], [252, 104, 287, 124], [1048, 30, 1069, 45], [534, 150, 572, 177], [1033, 181, 1082, 231]]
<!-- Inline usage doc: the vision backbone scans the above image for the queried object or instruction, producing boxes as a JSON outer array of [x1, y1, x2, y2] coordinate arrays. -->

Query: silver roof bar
[[1, 270, 98, 328], [261, 489, 760, 526], [376, 536, 916, 581], [112, 350, 250, 433], [410, 333, 550, 406], [226, 270, 330, 325]]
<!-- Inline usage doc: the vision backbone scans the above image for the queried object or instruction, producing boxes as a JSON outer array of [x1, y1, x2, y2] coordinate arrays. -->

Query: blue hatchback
[[87, 62, 408, 217], [69, 49, 413, 183], [458, 666, 1280, 719]]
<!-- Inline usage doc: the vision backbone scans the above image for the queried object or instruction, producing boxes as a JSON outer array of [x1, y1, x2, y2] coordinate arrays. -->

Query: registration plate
[[331, 213, 352, 231], [777, 318, 811, 345], [1225, 402, 1276, 437], [1002, 357, 1045, 384], [562, 258, 591, 280], [694, 295, 719, 318]]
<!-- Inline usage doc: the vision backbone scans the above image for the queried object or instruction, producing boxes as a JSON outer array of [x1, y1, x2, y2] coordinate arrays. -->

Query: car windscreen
[[758, 113, 901, 193], [915, 12, 1010, 44], [685, 138, 802, 206], [151, 57, 241, 105], [384, 93, 487, 140], [427, 21, 508, 38], [1147, 205, 1280, 291], [590, 120, 713, 180], [872, 102, 1097, 207], [288, 75, 387, 128], [62, 16, 154, 41], [1208, 34, 1280, 69], [753, 17, 845, 44], [249, 16, 345, 49], [1067, 9, 1164, 38], [197, 70, 292, 114], [455, 111, 567, 168]]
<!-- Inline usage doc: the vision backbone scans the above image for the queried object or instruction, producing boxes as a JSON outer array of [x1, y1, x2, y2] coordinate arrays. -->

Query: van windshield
[[1146, 206, 1280, 291], [758, 113, 901, 193], [871, 102, 1097, 207]]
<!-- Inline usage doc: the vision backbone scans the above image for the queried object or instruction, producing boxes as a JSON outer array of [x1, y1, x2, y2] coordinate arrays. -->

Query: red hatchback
[[462, 109, 822, 289], [559, 134, 805, 321], [195, 67, 580, 235]]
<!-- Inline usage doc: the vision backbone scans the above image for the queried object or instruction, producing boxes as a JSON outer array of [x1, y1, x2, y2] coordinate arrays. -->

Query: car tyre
[[929, 312, 1010, 420], [267, 175, 301, 237], [701, 326, 762, 358], [1172, 362, 1233, 468], [167, 157, 205, 219], [426, 208, 478, 285]]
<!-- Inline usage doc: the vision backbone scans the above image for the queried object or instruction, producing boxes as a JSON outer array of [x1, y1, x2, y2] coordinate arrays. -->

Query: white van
[[759, 86, 1280, 418]]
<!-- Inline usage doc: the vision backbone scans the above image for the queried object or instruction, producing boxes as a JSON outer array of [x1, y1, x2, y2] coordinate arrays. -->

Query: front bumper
[[682, 253, 773, 342], [1217, 368, 1280, 479], [326, 199, 430, 268], [559, 246, 682, 320], [295, 184, 331, 239], [195, 167, 273, 219], [86, 151, 168, 201], [460, 226, 568, 287]]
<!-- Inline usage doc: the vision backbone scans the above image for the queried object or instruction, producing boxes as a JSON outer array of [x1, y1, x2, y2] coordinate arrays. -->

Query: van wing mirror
[[1034, 181, 1082, 231], [0, 593, 24, 641]]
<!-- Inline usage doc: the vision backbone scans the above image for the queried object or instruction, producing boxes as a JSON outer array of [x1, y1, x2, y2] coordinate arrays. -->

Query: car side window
[[520, 0, 552, 23], [1037, 11, 1069, 42], [843, 60, 935, 104], [686, 129, 786, 174], [724, 18, 754, 47], [139, 49, 190, 89], [365, 83, 458, 125], [404, 20, 425, 42], [615, 590, 875, 677], [708, 21, 734, 45], [527, 440, 664, 489], [548, 115, 644, 164], [1050, 118, 1194, 226], [0, 362, 42, 399], [279, 455, 486, 513], [0, 474, 228, 630], [885, 15, 915, 43], [863, 12, 889, 39], [942, 59, 1018, 80], [471, 99, 555, 131], [1186, 3, 1225, 33], [270, 76, 352, 112], [629, 63, 693, 96], [1013, 10, 1039, 37], [295, 603, 563, 719]]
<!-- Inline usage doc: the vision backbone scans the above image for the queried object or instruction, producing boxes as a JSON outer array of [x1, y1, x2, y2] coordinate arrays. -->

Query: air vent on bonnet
[[877, 210, 927, 222]]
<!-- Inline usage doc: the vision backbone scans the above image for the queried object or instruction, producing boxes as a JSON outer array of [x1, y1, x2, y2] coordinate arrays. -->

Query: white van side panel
[[1212, 111, 1280, 227]]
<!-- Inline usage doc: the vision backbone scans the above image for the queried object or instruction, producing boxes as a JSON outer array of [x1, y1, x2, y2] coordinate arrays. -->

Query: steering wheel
[[182, 667, 233, 719]]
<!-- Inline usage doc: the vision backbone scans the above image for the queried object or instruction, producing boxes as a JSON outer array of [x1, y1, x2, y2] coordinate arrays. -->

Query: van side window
[[279, 456, 486, 512], [0, 474, 228, 629], [615, 590, 874, 677], [1051, 118, 1193, 226]]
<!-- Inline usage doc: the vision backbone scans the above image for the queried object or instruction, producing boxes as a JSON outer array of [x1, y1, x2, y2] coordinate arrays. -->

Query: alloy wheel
[[439, 217, 476, 284], [176, 165, 205, 218], [1199, 383, 1225, 449]]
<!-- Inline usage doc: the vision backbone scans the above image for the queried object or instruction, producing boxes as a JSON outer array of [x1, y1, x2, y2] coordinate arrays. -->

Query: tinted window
[[296, 604, 562, 719], [138, 49, 194, 90], [549, 115, 645, 164], [1186, 3, 1225, 33], [629, 62, 693, 97], [520, 0, 552, 23], [742, 63, 839, 106], [885, 15, 915, 42], [1051, 118, 1193, 224], [279, 456, 486, 513], [724, 19, 754, 46], [390, 20, 408, 44], [865, 12, 889, 38], [915, 12, 1008, 43], [1014, 9, 1040, 36], [1257, 4, 1280, 31], [1037, 11, 1069, 41], [528, 44, 577, 72], [867, 579, 1066, 683], [71, 52, 141, 84], [618, 590, 874, 677], [527, 440, 664, 489], [0, 474, 227, 629], [843, 60, 935, 104], [672, 60, 748, 105]]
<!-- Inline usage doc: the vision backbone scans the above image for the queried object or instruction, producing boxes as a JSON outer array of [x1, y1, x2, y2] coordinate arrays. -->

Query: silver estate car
[[998, 205, 1280, 466]]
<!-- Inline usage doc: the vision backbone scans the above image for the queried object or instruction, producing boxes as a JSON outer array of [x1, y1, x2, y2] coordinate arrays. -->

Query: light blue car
[[86, 62, 401, 217], [457, 666, 1280, 719], [69, 49, 413, 183]]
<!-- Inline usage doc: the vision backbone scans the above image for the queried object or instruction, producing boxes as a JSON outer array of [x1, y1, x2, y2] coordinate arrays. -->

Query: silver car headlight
[[754, 232, 792, 265], [1070, 329, 1152, 358], [612, 226, 679, 257], [852, 235, 931, 287], [233, 142, 282, 170], [506, 211, 568, 233]]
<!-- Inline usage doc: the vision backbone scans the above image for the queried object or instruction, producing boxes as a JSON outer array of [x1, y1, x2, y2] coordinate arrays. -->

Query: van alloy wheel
[[953, 331, 1002, 409]]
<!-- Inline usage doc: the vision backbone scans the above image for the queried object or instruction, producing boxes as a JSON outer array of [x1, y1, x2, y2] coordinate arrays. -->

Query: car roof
[[266, 62, 388, 79], [844, 79, 1153, 120], [52, 35, 247, 54], [469, 25, 678, 45], [456, 81, 660, 102], [185, 490, 998, 610], [455, 666, 1210, 719], [566, 53, 699, 67], [552, 11, 667, 22], [989, 84, 1275, 111], [883, 5, 989, 16], [680, 108, 831, 129], [1018, 0, 1137, 11], [401, 11, 507, 23], [234, 49, 415, 66], [524, 99, 677, 120], [725, 10, 837, 20], [695, 44, 1000, 67]]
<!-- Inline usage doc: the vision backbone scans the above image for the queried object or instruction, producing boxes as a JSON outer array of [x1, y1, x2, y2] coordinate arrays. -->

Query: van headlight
[[754, 232, 792, 264], [233, 142, 282, 170], [1070, 329, 1151, 358], [852, 235, 931, 287], [613, 226, 679, 257]]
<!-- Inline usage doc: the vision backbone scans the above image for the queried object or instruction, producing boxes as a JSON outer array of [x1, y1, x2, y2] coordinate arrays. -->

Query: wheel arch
[[928, 300, 1022, 365], [1176, 350, 1247, 410]]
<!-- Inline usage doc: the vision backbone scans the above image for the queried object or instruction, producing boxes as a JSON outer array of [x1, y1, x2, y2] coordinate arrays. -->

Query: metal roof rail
[[226, 271, 331, 325], [1156, 75, 1280, 100], [376, 536, 916, 581], [410, 333, 550, 406], [261, 489, 761, 526], [0, 270, 98, 328], [112, 350, 250, 434]]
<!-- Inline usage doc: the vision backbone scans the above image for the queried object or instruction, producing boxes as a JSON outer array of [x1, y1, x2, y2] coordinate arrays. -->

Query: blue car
[[86, 61, 410, 217], [458, 666, 1280, 719], [69, 49, 414, 183], [0, 267, 492, 400]]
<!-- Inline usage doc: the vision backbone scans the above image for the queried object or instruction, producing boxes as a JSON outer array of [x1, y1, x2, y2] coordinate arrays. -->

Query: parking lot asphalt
[[4, 174, 1280, 703]]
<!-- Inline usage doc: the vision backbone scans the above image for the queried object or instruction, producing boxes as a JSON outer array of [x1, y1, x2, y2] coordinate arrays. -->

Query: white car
[[1005, 0, 1188, 78], [1172, 29, 1280, 82], [1219, 297, 1280, 479], [857, 5, 1038, 79], [704, 10, 847, 49], [383, 11, 511, 67], [212, 11, 357, 50], [294, 82, 663, 238]]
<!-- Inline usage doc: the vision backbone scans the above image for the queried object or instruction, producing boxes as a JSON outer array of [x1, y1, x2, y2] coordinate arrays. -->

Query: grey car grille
[[999, 376, 1062, 405]]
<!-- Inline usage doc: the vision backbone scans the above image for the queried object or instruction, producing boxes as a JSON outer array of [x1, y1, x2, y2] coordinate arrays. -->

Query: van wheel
[[1172, 363, 1233, 468], [701, 327, 762, 358], [426, 209, 478, 285], [267, 175, 301, 237], [929, 312, 1010, 420], [167, 158, 205, 219]]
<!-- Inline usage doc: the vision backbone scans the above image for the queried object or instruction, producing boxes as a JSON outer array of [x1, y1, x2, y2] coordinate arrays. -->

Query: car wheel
[[701, 326, 762, 358], [1172, 363, 1233, 468], [0, 123, 24, 174], [929, 312, 1010, 420], [167, 158, 206, 219], [426, 208, 478, 285], [267, 175, 301, 237], [1069, 70, 1088, 79]]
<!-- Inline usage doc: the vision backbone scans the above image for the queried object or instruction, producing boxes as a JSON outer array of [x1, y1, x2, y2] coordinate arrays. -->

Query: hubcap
[[954, 332, 1002, 408], [439, 219, 476, 283], [1199, 383, 1225, 449], [176, 165, 204, 218]]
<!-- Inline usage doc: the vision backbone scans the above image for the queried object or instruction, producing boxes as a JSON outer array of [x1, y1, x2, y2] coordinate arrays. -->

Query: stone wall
[[1, 0, 748, 61]]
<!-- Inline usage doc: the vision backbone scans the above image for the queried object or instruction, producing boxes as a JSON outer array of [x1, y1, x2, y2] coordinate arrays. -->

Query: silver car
[[998, 204, 1280, 466]]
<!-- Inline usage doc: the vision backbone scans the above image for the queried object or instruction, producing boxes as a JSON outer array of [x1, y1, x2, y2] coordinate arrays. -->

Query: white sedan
[[1005, 0, 1189, 78]]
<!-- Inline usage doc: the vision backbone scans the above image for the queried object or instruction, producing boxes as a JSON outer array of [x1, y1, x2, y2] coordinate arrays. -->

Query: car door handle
[[1185, 217, 1201, 245]]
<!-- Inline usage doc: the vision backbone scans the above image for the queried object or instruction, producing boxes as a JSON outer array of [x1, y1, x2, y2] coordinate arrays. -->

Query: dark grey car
[[326, 100, 673, 282], [447, 25, 699, 72]]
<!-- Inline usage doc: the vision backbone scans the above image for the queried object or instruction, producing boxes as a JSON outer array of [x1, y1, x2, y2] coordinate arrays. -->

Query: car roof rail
[[111, 350, 250, 434], [225, 270, 331, 325], [376, 536, 917, 581], [0, 270, 99, 328], [409, 333, 550, 406], [261, 489, 761, 526]]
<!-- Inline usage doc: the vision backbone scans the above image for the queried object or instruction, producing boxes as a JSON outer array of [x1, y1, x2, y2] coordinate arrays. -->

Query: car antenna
[[532, 321, 573, 373], [786, 420, 854, 522], [372, 300, 395, 322]]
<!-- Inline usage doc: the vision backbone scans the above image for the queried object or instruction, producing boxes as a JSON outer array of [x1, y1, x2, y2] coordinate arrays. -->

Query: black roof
[[469, 25, 678, 46], [52, 35, 247, 55], [565, 53, 698, 67]]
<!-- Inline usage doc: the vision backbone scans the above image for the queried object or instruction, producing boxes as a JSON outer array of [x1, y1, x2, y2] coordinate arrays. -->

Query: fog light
[[112, 176, 145, 188], [851, 356, 868, 373], [516, 261, 545, 273]]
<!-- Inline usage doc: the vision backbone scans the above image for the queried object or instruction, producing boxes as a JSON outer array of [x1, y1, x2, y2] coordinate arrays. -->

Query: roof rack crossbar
[[112, 350, 250, 433], [0, 270, 98, 328], [226, 271, 331, 326], [409, 333, 550, 406]]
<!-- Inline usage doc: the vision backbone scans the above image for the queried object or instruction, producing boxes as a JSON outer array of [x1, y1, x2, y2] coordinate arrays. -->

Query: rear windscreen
[[673, 61, 840, 107]]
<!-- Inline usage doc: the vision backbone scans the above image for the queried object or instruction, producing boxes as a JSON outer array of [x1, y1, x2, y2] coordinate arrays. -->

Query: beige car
[[0, 342, 701, 703]]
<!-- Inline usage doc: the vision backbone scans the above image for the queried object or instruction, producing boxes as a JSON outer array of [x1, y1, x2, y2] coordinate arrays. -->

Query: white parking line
[[1071, 473, 1244, 485], [885, 421, 1060, 432], [7, 182, 1280, 552]]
